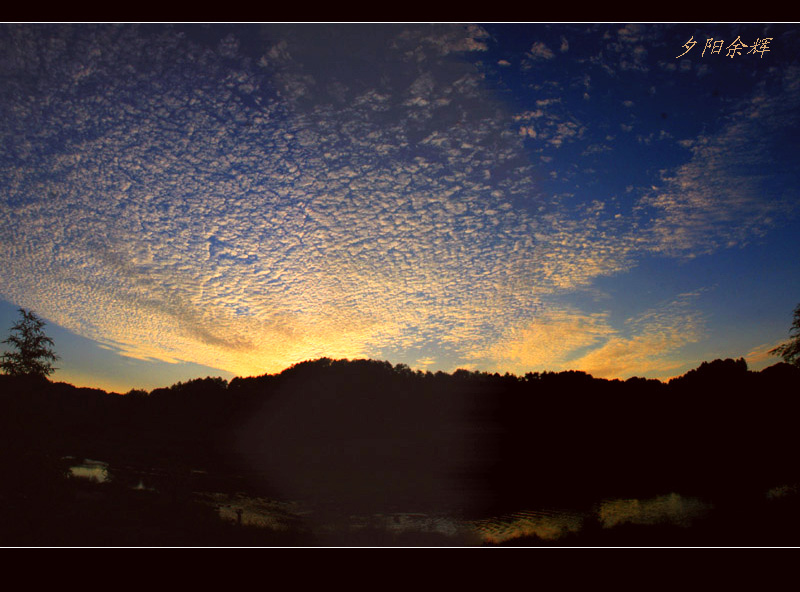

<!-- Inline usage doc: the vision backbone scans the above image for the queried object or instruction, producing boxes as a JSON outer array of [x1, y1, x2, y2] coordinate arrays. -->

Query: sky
[[1, 23, 799, 393]]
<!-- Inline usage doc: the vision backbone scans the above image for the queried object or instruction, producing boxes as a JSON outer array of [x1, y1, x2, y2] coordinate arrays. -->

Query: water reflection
[[58, 458, 721, 545], [197, 492, 307, 531], [133, 480, 155, 491], [196, 491, 480, 544], [187, 489, 720, 544], [766, 484, 799, 500], [68, 459, 110, 483], [194, 492, 712, 544], [470, 508, 585, 544], [469, 493, 712, 544], [597, 493, 711, 529]]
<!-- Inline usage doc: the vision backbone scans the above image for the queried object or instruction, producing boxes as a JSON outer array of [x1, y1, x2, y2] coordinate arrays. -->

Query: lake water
[[68, 458, 110, 483], [67, 458, 795, 545], [189, 488, 716, 545]]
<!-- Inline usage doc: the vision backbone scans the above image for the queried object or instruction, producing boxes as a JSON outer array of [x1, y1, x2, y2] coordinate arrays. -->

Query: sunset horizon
[[2, 23, 799, 394]]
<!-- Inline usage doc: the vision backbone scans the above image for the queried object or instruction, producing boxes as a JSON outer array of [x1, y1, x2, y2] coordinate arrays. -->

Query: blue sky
[[1, 23, 798, 392]]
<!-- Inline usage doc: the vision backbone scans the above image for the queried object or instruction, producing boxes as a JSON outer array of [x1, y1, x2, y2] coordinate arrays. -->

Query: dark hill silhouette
[[2, 357, 800, 544], [229, 358, 500, 515]]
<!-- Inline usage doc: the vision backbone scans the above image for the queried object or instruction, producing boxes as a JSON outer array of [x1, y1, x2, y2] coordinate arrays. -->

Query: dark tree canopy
[[1, 308, 59, 378], [770, 302, 800, 367]]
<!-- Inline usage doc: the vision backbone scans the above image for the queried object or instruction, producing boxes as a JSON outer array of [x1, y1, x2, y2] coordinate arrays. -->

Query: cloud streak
[[477, 293, 706, 378], [638, 66, 800, 257]]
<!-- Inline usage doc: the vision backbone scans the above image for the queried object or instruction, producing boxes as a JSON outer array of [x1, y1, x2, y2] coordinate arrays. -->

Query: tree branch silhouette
[[1, 308, 59, 378]]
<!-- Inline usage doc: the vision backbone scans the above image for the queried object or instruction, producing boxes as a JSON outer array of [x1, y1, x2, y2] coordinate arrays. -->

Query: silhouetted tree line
[[2, 355, 800, 523], [4, 303, 799, 543]]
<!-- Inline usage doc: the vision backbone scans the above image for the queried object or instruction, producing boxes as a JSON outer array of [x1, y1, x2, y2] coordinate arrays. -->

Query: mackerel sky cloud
[[1, 23, 799, 391]]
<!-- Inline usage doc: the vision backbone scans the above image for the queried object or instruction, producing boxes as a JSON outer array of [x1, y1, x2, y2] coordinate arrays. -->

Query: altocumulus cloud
[[638, 65, 800, 258], [0, 24, 552, 375], [0, 24, 786, 379]]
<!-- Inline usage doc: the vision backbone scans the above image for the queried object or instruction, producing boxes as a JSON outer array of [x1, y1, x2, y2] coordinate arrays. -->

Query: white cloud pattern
[[0, 25, 796, 380]]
